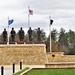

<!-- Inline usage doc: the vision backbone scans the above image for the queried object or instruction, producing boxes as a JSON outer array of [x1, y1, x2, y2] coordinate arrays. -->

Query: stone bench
[[45, 62, 75, 68]]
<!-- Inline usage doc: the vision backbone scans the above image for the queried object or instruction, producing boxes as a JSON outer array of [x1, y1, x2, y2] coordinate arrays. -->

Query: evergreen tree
[[58, 28, 69, 54]]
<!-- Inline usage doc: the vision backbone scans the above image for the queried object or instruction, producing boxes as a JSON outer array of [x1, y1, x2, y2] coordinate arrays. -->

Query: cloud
[[0, 0, 75, 36]]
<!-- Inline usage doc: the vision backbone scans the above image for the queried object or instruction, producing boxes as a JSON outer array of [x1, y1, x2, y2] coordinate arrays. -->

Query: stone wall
[[45, 62, 75, 68], [47, 52, 75, 62], [0, 44, 46, 65], [46, 52, 75, 68], [1, 44, 75, 66]]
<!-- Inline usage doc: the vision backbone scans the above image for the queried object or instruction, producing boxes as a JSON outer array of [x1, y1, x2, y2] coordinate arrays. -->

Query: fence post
[[20, 62, 22, 69], [1, 66, 4, 75], [12, 63, 15, 73]]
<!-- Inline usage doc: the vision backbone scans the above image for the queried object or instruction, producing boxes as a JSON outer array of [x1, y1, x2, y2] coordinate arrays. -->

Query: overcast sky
[[0, 0, 75, 36]]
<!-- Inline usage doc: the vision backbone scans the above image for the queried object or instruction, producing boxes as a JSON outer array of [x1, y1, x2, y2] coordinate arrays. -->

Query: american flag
[[29, 9, 33, 15]]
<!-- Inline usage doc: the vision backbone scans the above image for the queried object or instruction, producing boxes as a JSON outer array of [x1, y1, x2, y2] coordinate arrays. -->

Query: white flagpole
[[28, 6, 30, 28], [7, 17, 9, 45], [49, 16, 52, 52]]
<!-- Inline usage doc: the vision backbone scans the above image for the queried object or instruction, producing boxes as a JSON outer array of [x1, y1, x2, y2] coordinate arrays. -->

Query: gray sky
[[0, 0, 75, 36]]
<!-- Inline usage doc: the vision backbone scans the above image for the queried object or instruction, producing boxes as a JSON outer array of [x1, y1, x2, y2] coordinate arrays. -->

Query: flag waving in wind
[[28, 6, 33, 28], [8, 19, 14, 25], [7, 18, 14, 44], [50, 19, 53, 25], [29, 9, 33, 15]]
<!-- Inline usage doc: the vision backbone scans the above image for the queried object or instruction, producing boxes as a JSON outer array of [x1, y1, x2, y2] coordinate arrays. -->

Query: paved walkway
[[0, 68, 20, 75], [0, 65, 45, 75]]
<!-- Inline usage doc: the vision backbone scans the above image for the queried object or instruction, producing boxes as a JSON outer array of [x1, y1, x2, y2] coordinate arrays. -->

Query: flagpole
[[7, 17, 9, 45], [49, 16, 52, 53], [28, 6, 30, 28]]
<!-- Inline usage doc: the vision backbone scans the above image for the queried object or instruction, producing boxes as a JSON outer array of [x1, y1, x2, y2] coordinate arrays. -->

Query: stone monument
[[37, 27, 41, 42], [18, 27, 25, 41], [2, 28, 7, 42], [28, 27, 32, 42], [10, 28, 16, 42]]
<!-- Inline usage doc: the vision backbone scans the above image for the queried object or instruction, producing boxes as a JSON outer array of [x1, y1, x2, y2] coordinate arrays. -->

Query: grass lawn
[[12, 67, 29, 75], [23, 68, 75, 75]]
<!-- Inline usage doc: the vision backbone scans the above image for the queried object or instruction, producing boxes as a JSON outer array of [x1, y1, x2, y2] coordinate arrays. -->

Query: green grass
[[12, 67, 29, 75], [23, 68, 75, 75]]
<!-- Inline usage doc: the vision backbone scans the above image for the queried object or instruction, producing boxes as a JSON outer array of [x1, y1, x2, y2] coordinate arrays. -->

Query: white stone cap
[[0, 44, 46, 47], [45, 62, 75, 65]]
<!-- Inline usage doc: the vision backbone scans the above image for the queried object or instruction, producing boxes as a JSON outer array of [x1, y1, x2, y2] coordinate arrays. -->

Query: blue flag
[[8, 19, 14, 25]]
